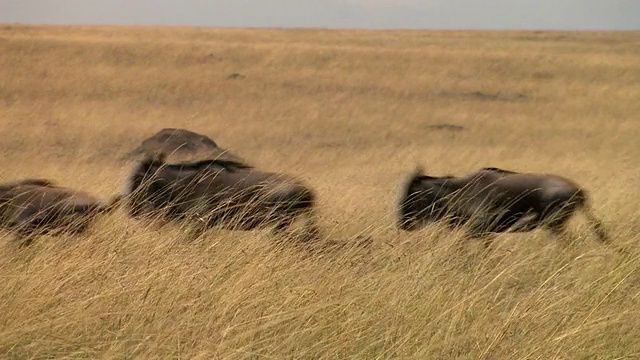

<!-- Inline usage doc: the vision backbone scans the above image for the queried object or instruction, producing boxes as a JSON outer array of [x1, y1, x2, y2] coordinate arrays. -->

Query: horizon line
[[2, 21, 638, 33]]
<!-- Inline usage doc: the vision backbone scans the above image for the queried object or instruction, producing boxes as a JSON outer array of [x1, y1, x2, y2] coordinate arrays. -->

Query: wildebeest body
[[0, 179, 121, 244], [396, 167, 608, 243], [122, 153, 319, 239]]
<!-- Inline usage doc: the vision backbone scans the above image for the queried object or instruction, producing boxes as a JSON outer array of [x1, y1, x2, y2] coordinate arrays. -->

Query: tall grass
[[0, 24, 639, 358]]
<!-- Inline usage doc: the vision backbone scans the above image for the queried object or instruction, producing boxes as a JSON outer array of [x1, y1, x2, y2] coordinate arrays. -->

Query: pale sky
[[1, 0, 639, 30]]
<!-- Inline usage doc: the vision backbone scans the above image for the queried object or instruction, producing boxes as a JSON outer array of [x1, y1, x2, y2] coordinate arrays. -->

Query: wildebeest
[[396, 166, 609, 245], [0, 178, 122, 245], [120, 152, 320, 241]]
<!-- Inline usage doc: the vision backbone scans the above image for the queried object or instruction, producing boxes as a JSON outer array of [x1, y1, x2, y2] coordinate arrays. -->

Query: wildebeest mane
[[123, 153, 254, 198], [137, 152, 252, 172], [479, 167, 519, 175], [172, 158, 253, 172], [415, 174, 439, 181]]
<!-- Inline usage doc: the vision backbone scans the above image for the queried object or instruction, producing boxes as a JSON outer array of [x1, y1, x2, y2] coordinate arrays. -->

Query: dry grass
[[1, 24, 639, 359]]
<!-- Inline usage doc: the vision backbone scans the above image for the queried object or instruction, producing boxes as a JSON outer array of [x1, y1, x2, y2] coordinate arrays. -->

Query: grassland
[[0, 24, 639, 359]]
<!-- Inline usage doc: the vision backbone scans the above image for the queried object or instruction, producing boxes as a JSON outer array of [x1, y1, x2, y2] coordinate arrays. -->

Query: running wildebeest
[[120, 152, 320, 241], [0, 178, 122, 246], [396, 166, 609, 245]]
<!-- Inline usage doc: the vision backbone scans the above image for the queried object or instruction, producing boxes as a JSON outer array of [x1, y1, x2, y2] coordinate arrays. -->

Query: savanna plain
[[0, 24, 639, 359]]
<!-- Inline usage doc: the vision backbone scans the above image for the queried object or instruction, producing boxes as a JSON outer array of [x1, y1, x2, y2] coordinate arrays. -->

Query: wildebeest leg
[[270, 213, 298, 239], [544, 209, 592, 248], [11, 232, 36, 247], [303, 220, 322, 242], [480, 233, 498, 249], [542, 201, 585, 242], [269, 205, 304, 231], [270, 210, 321, 243], [67, 221, 90, 235], [146, 214, 174, 232], [180, 218, 208, 242], [458, 228, 497, 250], [580, 206, 609, 243], [509, 212, 539, 232], [9, 221, 46, 247], [6, 208, 47, 245], [545, 220, 571, 243], [183, 208, 217, 241], [297, 212, 322, 242], [62, 207, 94, 235], [465, 224, 497, 249], [545, 220, 585, 250], [467, 214, 496, 240], [271, 217, 292, 233]]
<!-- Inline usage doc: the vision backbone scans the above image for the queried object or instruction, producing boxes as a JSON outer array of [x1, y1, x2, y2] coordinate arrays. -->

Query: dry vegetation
[[1, 24, 639, 359]]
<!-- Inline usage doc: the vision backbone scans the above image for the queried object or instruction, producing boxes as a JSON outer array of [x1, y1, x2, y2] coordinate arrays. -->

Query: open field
[[1, 24, 639, 358]]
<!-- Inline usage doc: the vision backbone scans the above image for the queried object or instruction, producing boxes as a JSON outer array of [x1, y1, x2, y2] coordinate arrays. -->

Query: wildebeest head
[[121, 152, 319, 240], [396, 167, 457, 231]]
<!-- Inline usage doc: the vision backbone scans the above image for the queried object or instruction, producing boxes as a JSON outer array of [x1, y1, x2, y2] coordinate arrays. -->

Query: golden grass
[[1, 24, 639, 358]]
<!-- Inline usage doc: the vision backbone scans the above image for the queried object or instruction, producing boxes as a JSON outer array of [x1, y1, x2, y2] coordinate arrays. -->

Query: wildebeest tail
[[578, 193, 609, 243]]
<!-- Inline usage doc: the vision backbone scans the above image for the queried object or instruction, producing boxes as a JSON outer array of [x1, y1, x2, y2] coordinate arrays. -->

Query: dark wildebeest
[[120, 153, 320, 241], [396, 166, 609, 245], [0, 178, 122, 246]]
